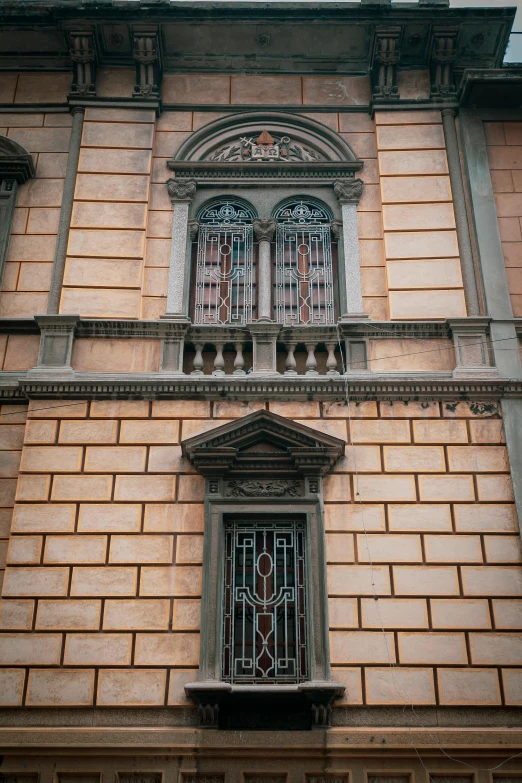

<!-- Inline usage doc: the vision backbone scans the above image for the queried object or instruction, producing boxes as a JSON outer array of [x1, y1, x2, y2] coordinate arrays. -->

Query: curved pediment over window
[[0, 134, 35, 183], [174, 111, 361, 164]]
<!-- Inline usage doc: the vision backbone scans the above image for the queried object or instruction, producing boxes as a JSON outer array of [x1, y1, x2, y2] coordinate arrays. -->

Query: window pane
[[223, 518, 307, 684]]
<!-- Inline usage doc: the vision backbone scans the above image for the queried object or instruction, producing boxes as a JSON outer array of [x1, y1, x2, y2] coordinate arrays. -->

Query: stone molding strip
[[8, 375, 522, 402], [0, 317, 489, 340]]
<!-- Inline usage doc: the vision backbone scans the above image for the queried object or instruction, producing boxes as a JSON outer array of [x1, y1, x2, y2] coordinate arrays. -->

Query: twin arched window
[[192, 198, 336, 327]]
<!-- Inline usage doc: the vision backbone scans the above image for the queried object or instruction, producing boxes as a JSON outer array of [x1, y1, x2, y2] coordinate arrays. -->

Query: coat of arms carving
[[207, 129, 324, 163]]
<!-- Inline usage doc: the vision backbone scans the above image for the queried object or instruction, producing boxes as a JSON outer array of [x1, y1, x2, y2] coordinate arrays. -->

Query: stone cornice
[[2, 374, 518, 403], [166, 161, 361, 186], [0, 317, 461, 340]]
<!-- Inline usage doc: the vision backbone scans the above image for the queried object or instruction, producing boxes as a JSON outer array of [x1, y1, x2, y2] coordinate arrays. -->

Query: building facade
[[0, 0, 522, 779]]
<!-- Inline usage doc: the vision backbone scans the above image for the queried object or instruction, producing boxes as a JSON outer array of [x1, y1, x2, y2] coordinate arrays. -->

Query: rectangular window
[[222, 517, 307, 684]]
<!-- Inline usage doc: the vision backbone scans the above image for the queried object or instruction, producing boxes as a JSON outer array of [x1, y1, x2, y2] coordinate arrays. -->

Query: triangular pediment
[[181, 410, 345, 477]]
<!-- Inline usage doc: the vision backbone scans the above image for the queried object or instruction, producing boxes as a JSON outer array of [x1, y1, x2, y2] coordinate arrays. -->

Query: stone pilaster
[[163, 179, 197, 321], [333, 179, 368, 320], [441, 109, 480, 317], [47, 107, 85, 315]]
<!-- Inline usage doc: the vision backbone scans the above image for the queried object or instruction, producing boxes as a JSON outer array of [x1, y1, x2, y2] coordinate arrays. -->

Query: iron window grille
[[223, 517, 308, 684], [194, 200, 256, 325], [274, 200, 334, 326]]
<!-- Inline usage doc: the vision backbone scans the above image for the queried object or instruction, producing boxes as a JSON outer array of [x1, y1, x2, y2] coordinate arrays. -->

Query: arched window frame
[[192, 197, 258, 326], [273, 197, 337, 326]]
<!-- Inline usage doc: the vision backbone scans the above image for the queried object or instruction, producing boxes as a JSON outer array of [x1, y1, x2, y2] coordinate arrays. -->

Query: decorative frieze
[[226, 479, 302, 497]]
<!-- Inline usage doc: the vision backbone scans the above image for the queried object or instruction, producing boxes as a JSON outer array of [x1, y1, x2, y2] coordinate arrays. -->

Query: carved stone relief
[[206, 130, 325, 162], [226, 479, 302, 497]]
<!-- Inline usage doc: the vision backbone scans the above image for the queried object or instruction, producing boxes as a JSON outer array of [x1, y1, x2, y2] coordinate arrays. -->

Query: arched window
[[193, 199, 256, 325], [274, 198, 335, 326]]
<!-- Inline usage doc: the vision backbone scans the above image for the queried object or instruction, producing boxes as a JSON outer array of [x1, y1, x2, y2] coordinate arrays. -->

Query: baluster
[[191, 342, 204, 375], [233, 342, 246, 375], [284, 342, 297, 376], [326, 342, 339, 376], [305, 343, 318, 376], [213, 342, 225, 376]]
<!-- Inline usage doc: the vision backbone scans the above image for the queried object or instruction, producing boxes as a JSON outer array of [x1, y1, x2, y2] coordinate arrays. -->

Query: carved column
[[442, 109, 480, 317], [253, 218, 276, 321], [69, 31, 96, 96], [133, 30, 161, 98], [373, 27, 401, 100], [333, 179, 368, 320], [163, 179, 196, 321], [430, 27, 457, 97], [47, 106, 85, 314]]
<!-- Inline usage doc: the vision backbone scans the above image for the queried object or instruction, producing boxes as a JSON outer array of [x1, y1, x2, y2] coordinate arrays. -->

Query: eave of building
[[0, 2, 515, 76]]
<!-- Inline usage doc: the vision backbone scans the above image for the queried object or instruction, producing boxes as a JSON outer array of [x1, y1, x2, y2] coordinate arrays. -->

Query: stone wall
[[1, 110, 71, 318], [1, 70, 474, 323], [0, 399, 520, 709], [486, 121, 522, 317]]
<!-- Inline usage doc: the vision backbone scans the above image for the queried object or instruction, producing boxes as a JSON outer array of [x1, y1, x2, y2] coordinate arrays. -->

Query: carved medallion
[[207, 130, 324, 163], [226, 479, 302, 497]]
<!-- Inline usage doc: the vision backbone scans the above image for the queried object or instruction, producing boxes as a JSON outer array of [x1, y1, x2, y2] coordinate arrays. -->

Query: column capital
[[167, 178, 196, 204], [253, 218, 276, 242], [334, 178, 364, 205], [441, 108, 457, 120]]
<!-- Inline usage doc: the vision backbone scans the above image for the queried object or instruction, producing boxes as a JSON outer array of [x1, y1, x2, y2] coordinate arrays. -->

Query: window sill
[[185, 680, 345, 730]]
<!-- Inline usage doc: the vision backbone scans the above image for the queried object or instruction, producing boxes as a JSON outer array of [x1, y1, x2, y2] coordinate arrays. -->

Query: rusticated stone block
[[3, 566, 68, 597], [361, 598, 428, 629], [78, 504, 141, 533], [0, 668, 25, 706], [0, 633, 62, 664], [103, 599, 170, 630], [134, 632, 199, 665], [71, 567, 137, 597], [437, 668, 501, 705], [26, 668, 94, 706], [365, 667, 435, 705], [330, 631, 395, 664], [139, 565, 202, 597], [64, 633, 132, 665], [327, 565, 390, 596], [357, 533, 421, 563], [97, 668, 167, 706], [36, 599, 101, 631], [144, 504, 204, 533], [398, 632, 467, 664], [0, 599, 34, 631], [431, 599, 491, 629]]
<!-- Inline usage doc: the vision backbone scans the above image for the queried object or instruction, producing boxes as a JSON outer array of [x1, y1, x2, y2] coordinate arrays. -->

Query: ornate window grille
[[194, 200, 256, 325], [223, 517, 307, 684], [274, 200, 334, 325]]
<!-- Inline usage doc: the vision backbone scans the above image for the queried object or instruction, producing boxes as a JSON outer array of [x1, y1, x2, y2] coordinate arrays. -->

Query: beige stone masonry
[[376, 110, 466, 320], [0, 400, 518, 709]]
